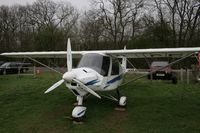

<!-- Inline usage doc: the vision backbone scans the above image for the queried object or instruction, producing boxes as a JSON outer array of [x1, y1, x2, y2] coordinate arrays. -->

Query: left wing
[[1, 47, 200, 58], [0, 51, 82, 58]]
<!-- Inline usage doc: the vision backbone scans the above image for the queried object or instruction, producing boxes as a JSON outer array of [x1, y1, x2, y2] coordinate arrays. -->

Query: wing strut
[[25, 56, 62, 75], [198, 52, 200, 70], [120, 52, 196, 87]]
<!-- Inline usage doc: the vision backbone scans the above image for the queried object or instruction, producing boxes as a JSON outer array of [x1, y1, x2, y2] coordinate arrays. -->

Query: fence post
[[180, 68, 183, 83], [18, 67, 20, 75], [33, 66, 36, 77], [187, 69, 190, 84]]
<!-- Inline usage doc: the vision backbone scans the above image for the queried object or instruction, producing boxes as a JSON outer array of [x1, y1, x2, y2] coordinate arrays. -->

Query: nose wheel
[[72, 96, 86, 123], [72, 106, 86, 122]]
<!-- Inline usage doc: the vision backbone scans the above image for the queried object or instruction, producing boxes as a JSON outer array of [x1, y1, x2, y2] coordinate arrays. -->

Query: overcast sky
[[0, 0, 90, 10]]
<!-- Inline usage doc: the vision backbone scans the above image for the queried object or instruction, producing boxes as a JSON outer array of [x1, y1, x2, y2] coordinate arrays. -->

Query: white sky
[[0, 0, 90, 10]]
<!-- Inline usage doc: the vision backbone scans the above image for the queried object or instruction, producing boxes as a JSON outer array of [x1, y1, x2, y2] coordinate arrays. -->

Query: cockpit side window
[[101, 56, 110, 76], [111, 59, 120, 75]]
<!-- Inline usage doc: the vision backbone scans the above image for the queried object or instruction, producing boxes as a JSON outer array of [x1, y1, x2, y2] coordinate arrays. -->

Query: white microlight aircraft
[[1, 38, 200, 121]]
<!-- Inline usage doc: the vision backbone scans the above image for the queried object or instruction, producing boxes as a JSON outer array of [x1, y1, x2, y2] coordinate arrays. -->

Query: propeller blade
[[73, 79, 101, 99], [67, 38, 72, 72], [45, 79, 65, 94]]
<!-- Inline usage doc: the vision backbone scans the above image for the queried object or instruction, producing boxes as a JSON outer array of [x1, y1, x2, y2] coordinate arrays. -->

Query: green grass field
[[0, 73, 200, 133]]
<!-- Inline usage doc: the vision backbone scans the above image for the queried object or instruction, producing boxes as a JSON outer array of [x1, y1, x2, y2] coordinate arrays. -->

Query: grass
[[0, 73, 200, 133]]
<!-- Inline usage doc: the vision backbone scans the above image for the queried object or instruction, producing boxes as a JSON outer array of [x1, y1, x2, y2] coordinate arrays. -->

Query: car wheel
[[196, 73, 200, 82], [3, 70, 6, 75], [172, 76, 177, 84], [22, 69, 26, 73]]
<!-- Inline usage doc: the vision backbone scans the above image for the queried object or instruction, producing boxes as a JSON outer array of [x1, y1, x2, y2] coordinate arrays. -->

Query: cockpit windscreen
[[77, 53, 110, 76]]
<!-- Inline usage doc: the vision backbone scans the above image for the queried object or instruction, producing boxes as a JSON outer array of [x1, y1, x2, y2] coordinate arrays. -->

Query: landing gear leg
[[116, 88, 120, 100], [72, 96, 86, 122]]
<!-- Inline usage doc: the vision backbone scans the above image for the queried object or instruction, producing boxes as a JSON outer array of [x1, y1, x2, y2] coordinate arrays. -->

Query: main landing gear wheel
[[119, 96, 127, 107], [115, 89, 127, 111], [115, 96, 127, 111]]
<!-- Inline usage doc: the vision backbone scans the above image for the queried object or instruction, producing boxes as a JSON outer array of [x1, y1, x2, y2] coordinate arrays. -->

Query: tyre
[[172, 76, 177, 84], [22, 69, 26, 73], [196, 73, 200, 82], [3, 70, 6, 75], [119, 96, 127, 107]]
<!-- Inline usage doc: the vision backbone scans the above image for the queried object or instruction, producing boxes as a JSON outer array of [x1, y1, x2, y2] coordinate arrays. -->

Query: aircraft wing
[[1, 47, 200, 58], [100, 47, 200, 58], [0, 51, 83, 58]]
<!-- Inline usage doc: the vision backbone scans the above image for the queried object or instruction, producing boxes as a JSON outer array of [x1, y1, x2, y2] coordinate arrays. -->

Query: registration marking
[[156, 73, 165, 76]]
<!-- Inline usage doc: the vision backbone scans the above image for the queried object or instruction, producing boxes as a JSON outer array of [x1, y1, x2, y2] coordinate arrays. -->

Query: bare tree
[[164, 0, 177, 46], [79, 10, 104, 50], [93, 0, 138, 49], [130, 0, 144, 40], [0, 6, 19, 51], [187, 2, 200, 45], [27, 0, 79, 50], [154, 0, 166, 42], [150, 0, 200, 47]]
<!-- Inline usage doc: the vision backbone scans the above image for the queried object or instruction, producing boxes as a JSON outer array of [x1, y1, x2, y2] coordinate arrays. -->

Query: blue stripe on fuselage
[[85, 79, 99, 86], [107, 75, 122, 84]]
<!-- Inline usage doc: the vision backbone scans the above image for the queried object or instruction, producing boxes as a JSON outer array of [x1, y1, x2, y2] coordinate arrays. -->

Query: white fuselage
[[65, 67, 123, 97], [64, 53, 124, 97]]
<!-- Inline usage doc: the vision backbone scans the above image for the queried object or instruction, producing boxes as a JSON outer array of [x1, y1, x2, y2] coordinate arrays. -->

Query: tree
[[79, 10, 104, 50], [130, 0, 144, 40], [164, 0, 200, 47], [93, 0, 139, 49], [28, 0, 79, 51]]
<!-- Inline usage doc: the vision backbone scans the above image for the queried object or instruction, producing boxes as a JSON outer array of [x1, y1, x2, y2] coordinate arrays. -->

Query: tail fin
[[122, 46, 127, 73]]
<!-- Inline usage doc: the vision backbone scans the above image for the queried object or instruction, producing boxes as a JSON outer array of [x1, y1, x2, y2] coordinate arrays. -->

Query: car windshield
[[0, 63, 10, 68], [151, 61, 169, 67], [77, 53, 110, 76]]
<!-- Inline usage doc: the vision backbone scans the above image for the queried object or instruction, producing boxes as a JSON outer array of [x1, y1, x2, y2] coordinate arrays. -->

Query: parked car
[[0, 61, 4, 66], [0, 62, 31, 75], [148, 61, 177, 84]]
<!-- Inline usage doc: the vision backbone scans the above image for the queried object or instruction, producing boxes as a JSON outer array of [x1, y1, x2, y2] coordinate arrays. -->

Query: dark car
[[0, 61, 4, 66], [148, 61, 177, 84], [0, 62, 31, 75]]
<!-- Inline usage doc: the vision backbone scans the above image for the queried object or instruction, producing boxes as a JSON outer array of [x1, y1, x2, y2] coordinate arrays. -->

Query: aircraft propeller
[[44, 79, 64, 94], [44, 38, 101, 99], [67, 38, 72, 72]]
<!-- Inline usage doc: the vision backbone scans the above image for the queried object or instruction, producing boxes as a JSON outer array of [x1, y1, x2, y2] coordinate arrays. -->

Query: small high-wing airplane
[[1, 39, 200, 121]]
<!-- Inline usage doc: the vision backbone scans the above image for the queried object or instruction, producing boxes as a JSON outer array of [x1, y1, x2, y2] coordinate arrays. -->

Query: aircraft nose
[[75, 72, 98, 85], [62, 72, 76, 82]]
